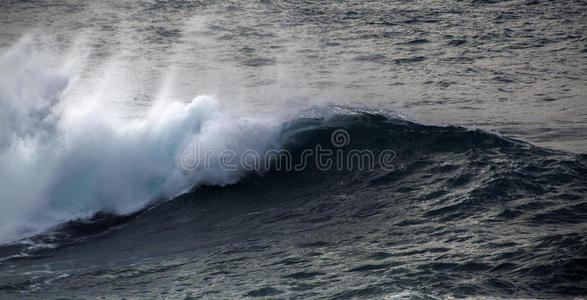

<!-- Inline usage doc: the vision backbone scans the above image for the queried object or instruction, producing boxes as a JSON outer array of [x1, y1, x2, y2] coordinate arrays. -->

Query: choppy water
[[0, 0, 586, 299]]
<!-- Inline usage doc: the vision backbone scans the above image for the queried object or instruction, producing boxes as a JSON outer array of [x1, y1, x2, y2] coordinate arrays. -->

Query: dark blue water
[[0, 0, 586, 299], [1, 111, 586, 299]]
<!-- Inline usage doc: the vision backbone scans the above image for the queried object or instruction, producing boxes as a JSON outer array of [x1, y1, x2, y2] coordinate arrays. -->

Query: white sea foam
[[0, 36, 279, 243]]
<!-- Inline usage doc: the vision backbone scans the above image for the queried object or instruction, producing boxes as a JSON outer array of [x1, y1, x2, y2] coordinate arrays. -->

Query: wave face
[[0, 38, 280, 243], [1, 107, 586, 298]]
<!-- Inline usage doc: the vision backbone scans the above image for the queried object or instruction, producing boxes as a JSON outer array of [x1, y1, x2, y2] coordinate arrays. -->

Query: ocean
[[0, 0, 585, 299]]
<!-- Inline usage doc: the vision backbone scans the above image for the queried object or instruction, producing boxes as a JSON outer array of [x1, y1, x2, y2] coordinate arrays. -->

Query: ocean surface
[[0, 0, 586, 299]]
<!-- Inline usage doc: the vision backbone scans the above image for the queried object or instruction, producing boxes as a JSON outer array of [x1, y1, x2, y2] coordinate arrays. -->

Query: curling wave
[[1, 108, 586, 298]]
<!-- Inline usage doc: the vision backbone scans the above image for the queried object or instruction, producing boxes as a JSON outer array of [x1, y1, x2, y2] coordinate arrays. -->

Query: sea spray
[[0, 37, 279, 243]]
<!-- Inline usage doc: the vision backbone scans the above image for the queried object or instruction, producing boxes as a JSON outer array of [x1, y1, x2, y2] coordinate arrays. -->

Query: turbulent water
[[0, 0, 586, 299]]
